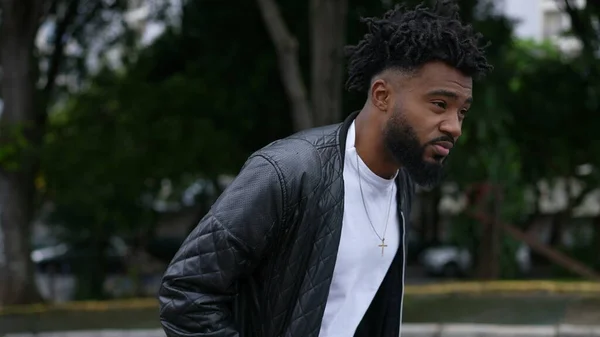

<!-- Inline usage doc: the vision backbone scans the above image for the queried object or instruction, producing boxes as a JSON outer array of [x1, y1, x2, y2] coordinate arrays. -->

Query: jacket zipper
[[399, 210, 406, 336]]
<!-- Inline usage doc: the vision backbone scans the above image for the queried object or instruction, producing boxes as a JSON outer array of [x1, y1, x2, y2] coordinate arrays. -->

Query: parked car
[[31, 236, 128, 274], [420, 245, 471, 277], [420, 243, 531, 278]]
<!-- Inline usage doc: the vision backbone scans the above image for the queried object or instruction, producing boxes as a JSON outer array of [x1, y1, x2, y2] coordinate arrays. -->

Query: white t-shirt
[[318, 121, 403, 337]]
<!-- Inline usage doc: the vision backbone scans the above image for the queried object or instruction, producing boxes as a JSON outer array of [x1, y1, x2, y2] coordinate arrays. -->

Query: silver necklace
[[356, 151, 396, 256]]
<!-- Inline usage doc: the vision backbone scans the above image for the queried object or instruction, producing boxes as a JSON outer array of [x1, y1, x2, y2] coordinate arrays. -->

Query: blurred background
[[1, 0, 600, 335]]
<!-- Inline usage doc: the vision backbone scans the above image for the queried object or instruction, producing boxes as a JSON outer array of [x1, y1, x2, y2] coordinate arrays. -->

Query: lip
[[431, 141, 453, 156]]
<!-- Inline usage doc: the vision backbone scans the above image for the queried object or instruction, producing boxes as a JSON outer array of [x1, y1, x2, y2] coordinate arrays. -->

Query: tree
[[452, 27, 600, 279], [42, 70, 242, 298], [0, 0, 46, 305], [559, 0, 600, 266], [40, 21, 273, 297], [256, 0, 348, 130], [0, 0, 129, 305]]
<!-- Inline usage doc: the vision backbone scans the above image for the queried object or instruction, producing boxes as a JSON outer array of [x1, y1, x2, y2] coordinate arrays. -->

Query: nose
[[439, 116, 462, 140]]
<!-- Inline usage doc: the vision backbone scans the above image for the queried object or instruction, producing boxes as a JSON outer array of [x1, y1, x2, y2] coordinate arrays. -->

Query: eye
[[432, 101, 447, 109], [459, 109, 468, 119]]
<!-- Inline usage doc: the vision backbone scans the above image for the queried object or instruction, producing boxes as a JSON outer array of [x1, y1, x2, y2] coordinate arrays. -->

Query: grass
[[0, 308, 160, 334], [3, 293, 600, 334], [402, 294, 575, 325]]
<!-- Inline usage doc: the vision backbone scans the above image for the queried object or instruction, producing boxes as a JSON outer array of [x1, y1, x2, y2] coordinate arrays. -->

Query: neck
[[354, 109, 399, 179]]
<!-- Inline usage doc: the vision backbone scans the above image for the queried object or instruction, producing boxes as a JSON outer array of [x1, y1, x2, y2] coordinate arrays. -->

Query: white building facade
[[499, 0, 585, 53]]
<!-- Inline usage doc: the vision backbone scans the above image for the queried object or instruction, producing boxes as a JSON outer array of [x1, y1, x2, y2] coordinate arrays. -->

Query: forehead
[[390, 62, 473, 97]]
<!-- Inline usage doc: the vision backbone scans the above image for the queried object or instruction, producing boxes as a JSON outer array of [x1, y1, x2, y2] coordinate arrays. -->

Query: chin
[[404, 160, 446, 189], [424, 155, 445, 165]]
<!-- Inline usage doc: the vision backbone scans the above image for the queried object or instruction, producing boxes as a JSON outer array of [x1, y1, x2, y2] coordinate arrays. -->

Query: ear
[[369, 79, 391, 112]]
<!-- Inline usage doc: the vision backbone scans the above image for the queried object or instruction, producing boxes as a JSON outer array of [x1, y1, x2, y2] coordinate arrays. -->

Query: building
[[500, 0, 585, 53]]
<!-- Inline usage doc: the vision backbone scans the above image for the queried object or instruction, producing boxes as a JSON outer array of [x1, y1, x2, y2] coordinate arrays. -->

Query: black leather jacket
[[159, 112, 415, 337]]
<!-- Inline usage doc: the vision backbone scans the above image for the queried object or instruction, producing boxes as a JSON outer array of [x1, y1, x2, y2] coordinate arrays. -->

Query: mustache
[[427, 134, 455, 146]]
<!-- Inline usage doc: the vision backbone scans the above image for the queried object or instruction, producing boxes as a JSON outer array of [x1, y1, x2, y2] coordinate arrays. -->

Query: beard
[[382, 108, 447, 188]]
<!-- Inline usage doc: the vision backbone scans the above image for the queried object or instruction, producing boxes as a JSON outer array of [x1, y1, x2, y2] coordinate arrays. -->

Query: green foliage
[[446, 3, 527, 221], [0, 123, 32, 171], [498, 236, 526, 279], [447, 15, 600, 276], [446, 3, 521, 187], [41, 0, 397, 228], [42, 66, 245, 226]]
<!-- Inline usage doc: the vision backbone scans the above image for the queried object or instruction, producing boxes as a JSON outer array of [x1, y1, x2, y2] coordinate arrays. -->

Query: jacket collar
[[337, 110, 360, 164]]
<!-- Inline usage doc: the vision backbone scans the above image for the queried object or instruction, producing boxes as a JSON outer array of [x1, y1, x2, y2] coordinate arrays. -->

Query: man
[[159, 1, 492, 336]]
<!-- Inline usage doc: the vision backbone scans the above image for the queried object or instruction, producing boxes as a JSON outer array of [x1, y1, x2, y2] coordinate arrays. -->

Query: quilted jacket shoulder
[[159, 120, 348, 337], [253, 122, 344, 208]]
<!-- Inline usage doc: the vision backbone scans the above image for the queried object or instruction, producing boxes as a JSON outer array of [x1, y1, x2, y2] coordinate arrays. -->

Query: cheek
[[413, 111, 445, 142], [398, 107, 433, 143]]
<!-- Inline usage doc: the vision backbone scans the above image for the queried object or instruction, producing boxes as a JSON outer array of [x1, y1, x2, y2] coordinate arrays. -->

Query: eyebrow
[[427, 89, 473, 104]]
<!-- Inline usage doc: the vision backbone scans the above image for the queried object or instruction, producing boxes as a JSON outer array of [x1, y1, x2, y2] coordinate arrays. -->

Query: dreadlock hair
[[345, 0, 493, 93]]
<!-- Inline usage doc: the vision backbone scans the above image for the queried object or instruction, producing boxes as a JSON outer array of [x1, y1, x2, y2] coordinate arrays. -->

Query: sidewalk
[[6, 325, 600, 337], [403, 324, 600, 336]]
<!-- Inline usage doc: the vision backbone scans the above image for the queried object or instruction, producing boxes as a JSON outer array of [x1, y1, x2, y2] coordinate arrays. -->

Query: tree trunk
[[593, 215, 600, 269], [418, 187, 439, 244], [431, 188, 441, 243], [423, 186, 442, 244], [476, 188, 501, 279], [75, 235, 110, 300], [0, 0, 45, 305], [310, 0, 348, 126], [469, 211, 600, 281], [256, 0, 349, 130], [255, 0, 313, 131], [549, 211, 568, 247]]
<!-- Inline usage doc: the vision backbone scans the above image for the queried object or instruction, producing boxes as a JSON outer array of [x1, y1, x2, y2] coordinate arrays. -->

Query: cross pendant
[[378, 238, 387, 256]]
